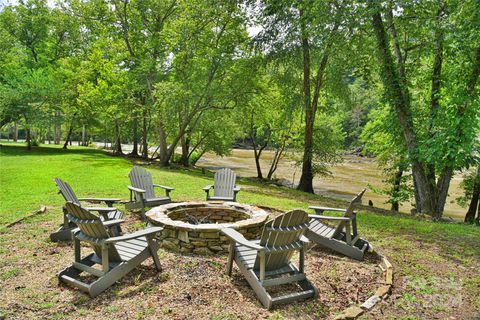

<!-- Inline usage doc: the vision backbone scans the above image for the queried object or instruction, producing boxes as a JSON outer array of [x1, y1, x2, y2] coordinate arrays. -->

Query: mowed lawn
[[0, 143, 479, 319]]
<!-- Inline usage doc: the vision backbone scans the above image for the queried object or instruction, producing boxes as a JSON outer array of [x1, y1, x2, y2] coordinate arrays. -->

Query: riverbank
[[197, 149, 468, 220]]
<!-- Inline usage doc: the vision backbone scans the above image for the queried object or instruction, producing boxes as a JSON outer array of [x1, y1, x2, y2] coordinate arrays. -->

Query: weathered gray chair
[[125, 166, 174, 219], [203, 168, 240, 202], [305, 189, 369, 261], [222, 210, 317, 309], [51, 178, 124, 242], [58, 202, 163, 297]]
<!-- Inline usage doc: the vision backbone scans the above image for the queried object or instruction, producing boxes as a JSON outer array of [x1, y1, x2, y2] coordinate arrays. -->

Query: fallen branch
[[6, 206, 48, 228]]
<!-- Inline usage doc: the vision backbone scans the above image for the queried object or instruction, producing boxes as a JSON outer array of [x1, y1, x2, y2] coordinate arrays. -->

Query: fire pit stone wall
[[146, 202, 270, 255]]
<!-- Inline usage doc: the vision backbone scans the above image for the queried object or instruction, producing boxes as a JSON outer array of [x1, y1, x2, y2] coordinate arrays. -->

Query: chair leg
[[147, 236, 162, 272], [140, 201, 146, 220], [226, 242, 235, 276], [299, 247, 305, 273]]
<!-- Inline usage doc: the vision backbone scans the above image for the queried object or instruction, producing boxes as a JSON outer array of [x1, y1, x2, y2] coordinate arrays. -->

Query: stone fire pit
[[145, 201, 270, 255]]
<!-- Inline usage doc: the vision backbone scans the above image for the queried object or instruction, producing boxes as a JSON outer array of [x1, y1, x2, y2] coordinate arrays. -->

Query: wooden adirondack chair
[[222, 210, 317, 309], [203, 168, 240, 202], [58, 202, 163, 297], [125, 166, 174, 219], [305, 188, 370, 261], [51, 178, 124, 242]]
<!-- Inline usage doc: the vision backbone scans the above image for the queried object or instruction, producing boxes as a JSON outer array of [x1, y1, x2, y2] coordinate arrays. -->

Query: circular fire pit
[[145, 202, 269, 255]]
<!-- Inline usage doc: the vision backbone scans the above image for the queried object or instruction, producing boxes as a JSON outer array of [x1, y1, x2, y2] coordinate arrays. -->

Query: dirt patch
[[0, 210, 383, 319]]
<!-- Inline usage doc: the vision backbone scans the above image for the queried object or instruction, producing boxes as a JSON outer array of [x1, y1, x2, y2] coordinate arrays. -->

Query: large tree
[[367, 0, 480, 218]]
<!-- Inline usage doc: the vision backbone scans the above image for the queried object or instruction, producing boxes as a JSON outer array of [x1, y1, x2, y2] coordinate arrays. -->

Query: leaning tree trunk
[[465, 167, 480, 223], [267, 145, 285, 180], [370, 2, 440, 215], [63, 122, 74, 149]]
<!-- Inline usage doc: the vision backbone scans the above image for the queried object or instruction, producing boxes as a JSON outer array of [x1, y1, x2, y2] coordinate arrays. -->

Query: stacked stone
[[146, 202, 269, 255]]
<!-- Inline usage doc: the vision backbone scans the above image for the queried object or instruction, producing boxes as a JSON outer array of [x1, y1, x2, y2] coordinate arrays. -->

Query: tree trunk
[[297, 9, 314, 193], [130, 115, 138, 156], [13, 122, 18, 142], [114, 119, 123, 155], [158, 119, 170, 166], [26, 128, 32, 150], [391, 168, 403, 212], [81, 125, 86, 146], [267, 145, 285, 180], [465, 167, 480, 223], [141, 109, 148, 159], [180, 135, 190, 167], [190, 149, 206, 166], [253, 145, 263, 179], [370, 2, 436, 214], [63, 123, 74, 149], [57, 122, 61, 144], [104, 119, 108, 148]]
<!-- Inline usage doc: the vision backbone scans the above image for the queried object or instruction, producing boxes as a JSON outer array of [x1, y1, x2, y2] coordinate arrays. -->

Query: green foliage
[[308, 113, 345, 176], [456, 170, 480, 208]]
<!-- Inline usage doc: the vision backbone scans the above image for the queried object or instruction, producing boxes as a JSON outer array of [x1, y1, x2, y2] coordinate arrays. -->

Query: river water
[[196, 149, 467, 220], [90, 142, 466, 219]]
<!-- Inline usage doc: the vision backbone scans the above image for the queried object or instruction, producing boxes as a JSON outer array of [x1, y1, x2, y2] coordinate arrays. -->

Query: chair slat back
[[254, 210, 309, 271], [65, 202, 121, 262], [213, 168, 236, 198], [54, 178, 80, 204], [129, 166, 155, 200], [333, 188, 366, 236]]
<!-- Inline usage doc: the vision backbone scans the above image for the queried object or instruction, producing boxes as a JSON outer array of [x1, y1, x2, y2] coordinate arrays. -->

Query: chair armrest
[[309, 214, 352, 221], [300, 235, 310, 244], [233, 186, 241, 192], [79, 197, 121, 203], [309, 206, 347, 213], [105, 227, 164, 243], [85, 207, 118, 213], [203, 185, 213, 191], [102, 219, 125, 227], [128, 186, 146, 193], [153, 184, 174, 191], [221, 228, 264, 251]]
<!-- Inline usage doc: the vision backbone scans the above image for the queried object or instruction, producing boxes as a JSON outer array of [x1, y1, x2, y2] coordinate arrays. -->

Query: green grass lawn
[[1, 143, 479, 319]]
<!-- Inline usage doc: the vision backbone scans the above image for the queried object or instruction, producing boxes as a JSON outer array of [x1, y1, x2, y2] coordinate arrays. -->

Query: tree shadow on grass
[[0, 144, 108, 157]]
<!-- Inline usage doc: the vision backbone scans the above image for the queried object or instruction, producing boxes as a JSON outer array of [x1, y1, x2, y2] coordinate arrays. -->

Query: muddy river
[[196, 149, 467, 220]]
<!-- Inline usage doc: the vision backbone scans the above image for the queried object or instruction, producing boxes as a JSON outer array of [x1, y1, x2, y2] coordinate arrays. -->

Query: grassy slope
[[0, 143, 479, 319]]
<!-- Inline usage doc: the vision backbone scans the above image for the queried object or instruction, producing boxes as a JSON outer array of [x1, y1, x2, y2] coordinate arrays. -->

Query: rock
[[161, 240, 180, 252], [199, 232, 219, 239], [209, 245, 224, 252], [162, 229, 177, 238], [191, 241, 208, 247], [180, 247, 193, 254], [334, 305, 364, 320], [386, 269, 393, 285], [193, 247, 213, 255], [361, 295, 381, 310], [178, 230, 189, 243], [375, 285, 391, 298]]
